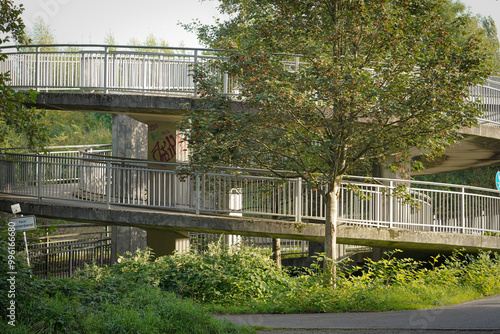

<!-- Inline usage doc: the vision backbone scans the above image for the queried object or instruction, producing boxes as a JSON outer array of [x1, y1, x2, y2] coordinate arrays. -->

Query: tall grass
[[0, 226, 252, 334], [78, 245, 500, 314], [2, 235, 500, 332]]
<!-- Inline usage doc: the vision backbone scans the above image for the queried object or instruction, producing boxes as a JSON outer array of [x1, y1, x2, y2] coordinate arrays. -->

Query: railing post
[[295, 177, 302, 222], [37, 155, 42, 201], [35, 46, 40, 91], [193, 49, 198, 97], [106, 161, 111, 209], [389, 181, 394, 228], [69, 244, 73, 278], [142, 54, 147, 94], [223, 72, 228, 94], [103, 46, 109, 93], [462, 187, 466, 234], [195, 173, 201, 215]]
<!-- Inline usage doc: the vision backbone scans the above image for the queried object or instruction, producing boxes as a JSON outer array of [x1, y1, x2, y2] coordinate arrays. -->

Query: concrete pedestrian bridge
[[2, 44, 500, 174], [1, 44, 500, 257], [0, 146, 499, 256]]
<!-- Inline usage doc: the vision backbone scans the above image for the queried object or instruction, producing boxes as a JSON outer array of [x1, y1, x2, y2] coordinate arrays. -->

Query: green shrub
[[0, 274, 252, 333], [156, 243, 291, 303]]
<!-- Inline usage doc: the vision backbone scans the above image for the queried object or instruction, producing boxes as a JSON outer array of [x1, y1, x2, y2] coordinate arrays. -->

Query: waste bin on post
[[227, 188, 242, 247]]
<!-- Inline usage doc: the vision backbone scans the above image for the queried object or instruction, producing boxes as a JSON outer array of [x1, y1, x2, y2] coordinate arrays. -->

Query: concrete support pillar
[[144, 228, 190, 257], [112, 114, 148, 159], [111, 225, 147, 262], [308, 241, 325, 257], [110, 115, 191, 259], [111, 114, 149, 262]]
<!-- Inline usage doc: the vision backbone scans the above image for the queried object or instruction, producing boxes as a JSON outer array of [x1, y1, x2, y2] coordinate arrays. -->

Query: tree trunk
[[272, 238, 281, 270], [324, 177, 341, 287]]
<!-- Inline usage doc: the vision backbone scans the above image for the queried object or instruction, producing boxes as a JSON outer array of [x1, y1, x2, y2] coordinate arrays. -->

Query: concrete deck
[[29, 92, 500, 175], [1, 194, 499, 253]]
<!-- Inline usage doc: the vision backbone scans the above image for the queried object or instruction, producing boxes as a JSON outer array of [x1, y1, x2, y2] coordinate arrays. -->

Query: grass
[[2, 238, 500, 333], [0, 275, 253, 334]]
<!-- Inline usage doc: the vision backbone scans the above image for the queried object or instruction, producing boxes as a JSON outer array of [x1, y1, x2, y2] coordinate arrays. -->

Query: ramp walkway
[[1, 146, 500, 252]]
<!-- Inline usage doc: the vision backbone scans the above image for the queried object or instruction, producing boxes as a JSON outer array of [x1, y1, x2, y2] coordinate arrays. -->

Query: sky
[[10, 0, 500, 49]]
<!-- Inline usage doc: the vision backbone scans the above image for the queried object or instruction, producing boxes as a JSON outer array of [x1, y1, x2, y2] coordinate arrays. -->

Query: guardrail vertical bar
[[461, 187, 466, 234], [103, 46, 109, 93], [389, 181, 394, 228], [223, 72, 228, 94], [195, 173, 200, 215], [295, 177, 302, 222], [37, 155, 42, 201], [35, 46, 40, 91], [142, 54, 146, 94], [106, 161, 111, 209], [69, 244, 73, 277], [193, 49, 198, 97]]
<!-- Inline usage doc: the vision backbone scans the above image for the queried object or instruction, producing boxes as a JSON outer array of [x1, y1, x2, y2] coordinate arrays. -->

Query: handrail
[[0, 43, 236, 96], [1, 151, 499, 236], [0, 144, 111, 152], [1, 43, 499, 124], [0, 43, 221, 53]]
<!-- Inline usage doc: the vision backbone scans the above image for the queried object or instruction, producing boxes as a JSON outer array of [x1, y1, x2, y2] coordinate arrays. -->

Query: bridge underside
[[1, 195, 499, 253], [29, 92, 500, 175]]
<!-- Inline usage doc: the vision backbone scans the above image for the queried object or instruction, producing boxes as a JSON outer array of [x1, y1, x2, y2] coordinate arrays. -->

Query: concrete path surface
[[216, 294, 500, 332]]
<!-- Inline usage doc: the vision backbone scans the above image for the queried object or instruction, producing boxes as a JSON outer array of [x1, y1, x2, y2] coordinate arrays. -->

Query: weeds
[[2, 235, 500, 332]]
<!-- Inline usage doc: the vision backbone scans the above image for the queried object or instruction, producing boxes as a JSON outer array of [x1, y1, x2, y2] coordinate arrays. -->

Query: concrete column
[[112, 114, 148, 159], [111, 114, 148, 262], [147, 121, 178, 163], [308, 241, 325, 257], [111, 225, 147, 262], [144, 228, 190, 257], [111, 115, 193, 259]]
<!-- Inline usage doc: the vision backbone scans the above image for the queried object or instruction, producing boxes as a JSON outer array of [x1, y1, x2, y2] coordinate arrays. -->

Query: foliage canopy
[[185, 0, 495, 181], [183, 0, 497, 280], [0, 0, 48, 148]]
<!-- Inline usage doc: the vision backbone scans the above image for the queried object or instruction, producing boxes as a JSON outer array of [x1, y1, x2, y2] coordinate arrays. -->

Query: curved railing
[[1, 148, 499, 236], [0, 44, 240, 96], [2, 44, 500, 125]]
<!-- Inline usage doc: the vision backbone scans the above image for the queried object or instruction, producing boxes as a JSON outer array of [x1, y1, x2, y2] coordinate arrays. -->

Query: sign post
[[10, 204, 37, 268], [496, 171, 500, 191]]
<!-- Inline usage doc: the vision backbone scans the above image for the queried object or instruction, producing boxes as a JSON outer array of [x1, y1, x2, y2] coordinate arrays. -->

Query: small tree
[[0, 0, 48, 148], [182, 0, 495, 285]]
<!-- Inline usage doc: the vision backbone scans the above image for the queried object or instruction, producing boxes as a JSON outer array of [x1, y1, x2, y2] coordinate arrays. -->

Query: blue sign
[[497, 172, 500, 191]]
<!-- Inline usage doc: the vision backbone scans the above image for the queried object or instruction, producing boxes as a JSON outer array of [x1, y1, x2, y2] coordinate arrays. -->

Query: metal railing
[[2, 44, 499, 125], [1, 149, 499, 236], [189, 233, 309, 258], [0, 44, 239, 96], [18, 234, 112, 278]]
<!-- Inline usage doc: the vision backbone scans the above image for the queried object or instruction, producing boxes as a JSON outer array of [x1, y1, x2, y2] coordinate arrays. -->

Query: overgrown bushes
[[0, 226, 252, 333], [2, 236, 500, 332], [79, 244, 500, 314]]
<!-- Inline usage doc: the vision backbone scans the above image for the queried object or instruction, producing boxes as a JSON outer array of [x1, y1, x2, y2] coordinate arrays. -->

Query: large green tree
[[0, 0, 48, 148], [183, 0, 495, 284]]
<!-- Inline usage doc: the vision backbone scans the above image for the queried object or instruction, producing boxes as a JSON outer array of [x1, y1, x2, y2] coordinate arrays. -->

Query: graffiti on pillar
[[149, 122, 177, 162], [151, 134, 176, 162]]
